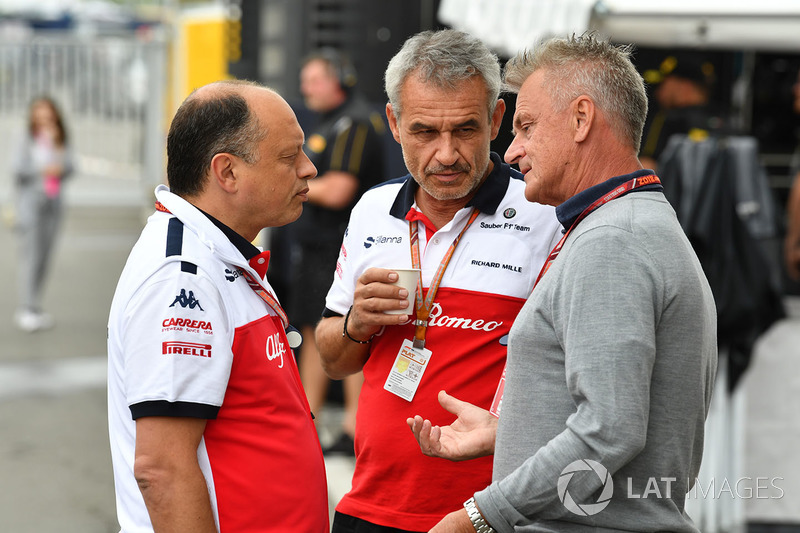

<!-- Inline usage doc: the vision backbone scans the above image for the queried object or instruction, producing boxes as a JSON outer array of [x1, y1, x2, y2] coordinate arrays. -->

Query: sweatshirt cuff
[[474, 483, 526, 533]]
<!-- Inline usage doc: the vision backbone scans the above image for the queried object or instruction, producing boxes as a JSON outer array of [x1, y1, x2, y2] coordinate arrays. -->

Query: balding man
[[107, 81, 328, 532]]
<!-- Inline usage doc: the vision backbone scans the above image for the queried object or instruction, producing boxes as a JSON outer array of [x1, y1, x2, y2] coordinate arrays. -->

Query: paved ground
[[0, 177, 797, 532]]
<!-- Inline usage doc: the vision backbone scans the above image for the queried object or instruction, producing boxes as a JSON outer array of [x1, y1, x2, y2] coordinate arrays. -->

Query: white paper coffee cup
[[387, 268, 420, 315]]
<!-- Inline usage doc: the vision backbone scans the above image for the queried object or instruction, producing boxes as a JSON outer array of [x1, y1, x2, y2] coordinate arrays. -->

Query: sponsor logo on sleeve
[[224, 268, 245, 282], [364, 235, 403, 249], [169, 289, 204, 311], [162, 341, 212, 357], [162, 318, 213, 335]]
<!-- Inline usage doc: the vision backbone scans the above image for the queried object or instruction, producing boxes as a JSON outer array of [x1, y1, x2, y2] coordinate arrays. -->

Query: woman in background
[[12, 97, 74, 332]]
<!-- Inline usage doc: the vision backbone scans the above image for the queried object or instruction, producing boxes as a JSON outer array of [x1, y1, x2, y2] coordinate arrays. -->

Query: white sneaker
[[14, 310, 54, 332]]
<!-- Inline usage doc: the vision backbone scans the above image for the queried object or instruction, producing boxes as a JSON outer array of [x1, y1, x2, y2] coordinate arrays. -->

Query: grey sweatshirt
[[475, 191, 717, 532]]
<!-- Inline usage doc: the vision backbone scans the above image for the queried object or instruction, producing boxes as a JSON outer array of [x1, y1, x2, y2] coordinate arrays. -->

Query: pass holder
[[285, 325, 303, 350], [383, 338, 432, 402]]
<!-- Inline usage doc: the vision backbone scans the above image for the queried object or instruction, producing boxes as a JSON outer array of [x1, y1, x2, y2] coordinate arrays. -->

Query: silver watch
[[464, 497, 495, 533]]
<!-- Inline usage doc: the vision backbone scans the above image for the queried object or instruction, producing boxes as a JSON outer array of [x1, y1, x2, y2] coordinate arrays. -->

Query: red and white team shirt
[[107, 185, 328, 532], [324, 154, 562, 531]]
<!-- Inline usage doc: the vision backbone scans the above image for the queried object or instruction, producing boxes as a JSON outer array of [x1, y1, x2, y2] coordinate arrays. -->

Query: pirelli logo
[[162, 341, 212, 358]]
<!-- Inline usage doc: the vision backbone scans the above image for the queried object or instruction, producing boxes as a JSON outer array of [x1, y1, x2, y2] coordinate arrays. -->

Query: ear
[[489, 98, 506, 140], [386, 103, 402, 144], [573, 96, 594, 143], [209, 153, 239, 193]]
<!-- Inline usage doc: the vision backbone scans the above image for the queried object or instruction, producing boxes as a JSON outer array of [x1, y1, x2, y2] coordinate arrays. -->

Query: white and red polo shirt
[[107, 185, 328, 532], [324, 153, 562, 531]]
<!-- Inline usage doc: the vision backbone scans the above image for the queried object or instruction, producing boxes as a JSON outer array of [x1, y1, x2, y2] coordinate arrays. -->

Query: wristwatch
[[464, 497, 495, 533]]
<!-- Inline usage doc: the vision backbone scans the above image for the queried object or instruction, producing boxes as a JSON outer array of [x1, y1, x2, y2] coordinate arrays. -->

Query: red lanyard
[[532, 175, 660, 289], [409, 207, 480, 349], [241, 271, 289, 329], [488, 174, 660, 419], [155, 201, 289, 329]]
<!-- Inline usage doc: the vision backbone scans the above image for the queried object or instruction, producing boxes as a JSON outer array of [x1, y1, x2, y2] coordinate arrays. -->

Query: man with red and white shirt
[[315, 30, 561, 533], [107, 80, 328, 532]]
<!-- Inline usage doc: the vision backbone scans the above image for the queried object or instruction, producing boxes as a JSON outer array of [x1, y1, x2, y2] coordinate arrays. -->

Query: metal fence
[[0, 29, 168, 205]]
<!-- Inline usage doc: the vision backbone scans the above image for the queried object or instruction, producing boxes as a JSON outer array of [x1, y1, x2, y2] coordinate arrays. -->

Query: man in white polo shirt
[[107, 80, 328, 532], [315, 29, 562, 533]]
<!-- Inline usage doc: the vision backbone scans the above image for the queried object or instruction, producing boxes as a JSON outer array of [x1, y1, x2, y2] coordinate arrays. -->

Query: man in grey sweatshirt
[[407, 33, 717, 532]]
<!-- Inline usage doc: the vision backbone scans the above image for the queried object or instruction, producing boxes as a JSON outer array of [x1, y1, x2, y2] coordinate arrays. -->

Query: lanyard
[[155, 201, 290, 331], [241, 271, 289, 329], [409, 207, 480, 349], [533, 174, 661, 290], [488, 174, 660, 419]]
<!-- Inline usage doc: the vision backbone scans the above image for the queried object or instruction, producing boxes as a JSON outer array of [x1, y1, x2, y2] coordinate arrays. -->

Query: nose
[[434, 133, 459, 167], [298, 150, 317, 181], [504, 134, 524, 165]]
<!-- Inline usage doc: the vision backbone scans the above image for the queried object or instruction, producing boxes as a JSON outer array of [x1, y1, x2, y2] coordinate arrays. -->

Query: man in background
[[640, 55, 723, 170], [286, 49, 388, 455]]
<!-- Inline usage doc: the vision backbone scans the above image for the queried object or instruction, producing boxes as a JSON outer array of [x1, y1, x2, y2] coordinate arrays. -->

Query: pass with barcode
[[383, 338, 431, 401]]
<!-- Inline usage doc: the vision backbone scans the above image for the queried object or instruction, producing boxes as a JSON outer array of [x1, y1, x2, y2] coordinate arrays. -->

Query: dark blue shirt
[[555, 169, 663, 232]]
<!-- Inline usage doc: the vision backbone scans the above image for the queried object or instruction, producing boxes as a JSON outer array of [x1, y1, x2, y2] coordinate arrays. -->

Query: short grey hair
[[384, 29, 501, 119], [504, 33, 648, 152]]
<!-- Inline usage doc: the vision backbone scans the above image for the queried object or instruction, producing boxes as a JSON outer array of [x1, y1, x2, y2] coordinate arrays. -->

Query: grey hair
[[503, 32, 648, 152], [384, 29, 501, 119]]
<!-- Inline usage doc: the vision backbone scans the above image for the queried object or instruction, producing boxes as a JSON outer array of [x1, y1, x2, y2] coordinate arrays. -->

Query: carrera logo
[[170, 289, 204, 311], [162, 317, 213, 334], [364, 235, 403, 248], [163, 341, 212, 357]]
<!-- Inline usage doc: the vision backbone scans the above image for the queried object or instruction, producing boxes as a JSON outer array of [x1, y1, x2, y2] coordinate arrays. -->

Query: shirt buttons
[[257, 257, 266, 264], [433, 238, 440, 245]]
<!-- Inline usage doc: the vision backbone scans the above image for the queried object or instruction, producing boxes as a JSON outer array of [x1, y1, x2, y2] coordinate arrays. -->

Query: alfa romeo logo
[[557, 459, 613, 516]]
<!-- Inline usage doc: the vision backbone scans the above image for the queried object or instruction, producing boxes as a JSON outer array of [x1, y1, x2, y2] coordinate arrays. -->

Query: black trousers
[[331, 512, 424, 533]]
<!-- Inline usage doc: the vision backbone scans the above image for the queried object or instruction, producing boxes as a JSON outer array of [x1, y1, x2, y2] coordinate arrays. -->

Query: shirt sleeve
[[120, 261, 234, 419], [323, 203, 364, 316]]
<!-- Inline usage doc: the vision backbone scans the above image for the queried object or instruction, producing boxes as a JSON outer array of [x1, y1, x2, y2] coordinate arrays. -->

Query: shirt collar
[[555, 169, 662, 231], [200, 209, 261, 261], [388, 152, 511, 220]]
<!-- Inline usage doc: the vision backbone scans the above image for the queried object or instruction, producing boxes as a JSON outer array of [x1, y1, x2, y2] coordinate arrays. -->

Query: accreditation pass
[[384, 338, 432, 401]]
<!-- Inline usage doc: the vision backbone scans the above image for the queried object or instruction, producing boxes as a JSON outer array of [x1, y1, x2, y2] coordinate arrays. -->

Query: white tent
[[438, 0, 800, 55]]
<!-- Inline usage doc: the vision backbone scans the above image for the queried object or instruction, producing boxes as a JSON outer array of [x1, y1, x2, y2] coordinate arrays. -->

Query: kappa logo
[[170, 289, 204, 311], [364, 235, 403, 248]]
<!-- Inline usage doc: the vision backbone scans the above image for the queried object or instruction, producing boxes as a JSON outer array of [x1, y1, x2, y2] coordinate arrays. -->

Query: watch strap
[[464, 497, 495, 533]]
